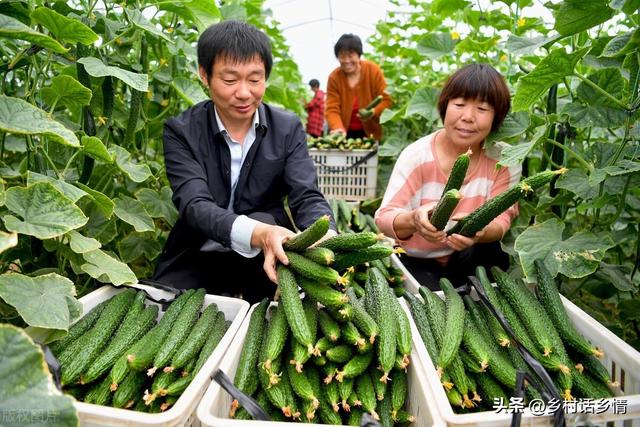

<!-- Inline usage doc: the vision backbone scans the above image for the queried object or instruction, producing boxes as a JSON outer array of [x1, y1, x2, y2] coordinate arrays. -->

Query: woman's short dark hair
[[334, 34, 363, 57], [437, 63, 511, 131], [197, 20, 273, 81], [309, 79, 320, 88]]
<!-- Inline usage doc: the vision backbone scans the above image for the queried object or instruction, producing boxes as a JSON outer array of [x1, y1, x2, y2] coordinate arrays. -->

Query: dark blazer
[[154, 100, 334, 279]]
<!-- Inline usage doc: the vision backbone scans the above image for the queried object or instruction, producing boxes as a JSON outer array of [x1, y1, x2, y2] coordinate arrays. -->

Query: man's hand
[[251, 223, 296, 283], [330, 128, 346, 136], [413, 203, 446, 243]]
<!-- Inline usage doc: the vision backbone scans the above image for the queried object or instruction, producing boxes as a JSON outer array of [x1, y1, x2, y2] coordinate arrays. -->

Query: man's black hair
[[197, 20, 273, 80], [308, 79, 320, 88], [334, 34, 363, 57]]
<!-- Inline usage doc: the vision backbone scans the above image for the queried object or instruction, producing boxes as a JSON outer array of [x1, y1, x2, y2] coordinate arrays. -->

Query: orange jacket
[[325, 59, 392, 140]]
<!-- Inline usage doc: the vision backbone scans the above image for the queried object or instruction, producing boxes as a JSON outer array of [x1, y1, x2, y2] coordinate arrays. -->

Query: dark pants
[[399, 241, 509, 291], [152, 213, 278, 304]]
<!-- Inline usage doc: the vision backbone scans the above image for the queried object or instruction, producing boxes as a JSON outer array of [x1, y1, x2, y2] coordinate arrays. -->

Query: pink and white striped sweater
[[375, 131, 522, 260]]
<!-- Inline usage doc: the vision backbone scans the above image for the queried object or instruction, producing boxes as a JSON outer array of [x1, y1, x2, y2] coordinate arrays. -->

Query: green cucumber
[[167, 302, 219, 372], [286, 251, 342, 285], [303, 247, 335, 266], [277, 266, 314, 354], [61, 288, 136, 385], [366, 267, 397, 382], [438, 279, 465, 371], [230, 299, 268, 417], [430, 189, 462, 230], [83, 375, 113, 406], [82, 301, 158, 384], [296, 275, 348, 309], [443, 149, 471, 195], [260, 304, 290, 375], [333, 244, 394, 271], [317, 309, 341, 342], [284, 215, 330, 251], [317, 231, 378, 251], [450, 169, 566, 236], [535, 259, 602, 358], [50, 299, 109, 356], [114, 370, 146, 408], [151, 288, 205, 375]]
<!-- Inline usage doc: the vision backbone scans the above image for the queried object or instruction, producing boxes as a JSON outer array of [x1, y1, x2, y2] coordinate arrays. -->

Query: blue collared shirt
[[200, 107, 261, 257]]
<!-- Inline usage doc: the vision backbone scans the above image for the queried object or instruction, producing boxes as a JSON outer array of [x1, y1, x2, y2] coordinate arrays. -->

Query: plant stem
[[573, 72, 629, 111], [544, 137, 592, 171]]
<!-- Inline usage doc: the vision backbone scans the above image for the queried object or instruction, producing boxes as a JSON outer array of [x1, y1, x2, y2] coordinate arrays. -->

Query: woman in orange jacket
[[325, 34, 392, 141]]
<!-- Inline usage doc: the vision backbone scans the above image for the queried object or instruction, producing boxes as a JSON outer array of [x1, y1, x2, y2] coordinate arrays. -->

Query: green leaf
[[81, 249, 136, 285], [380, 108, 400, 124], [431, 0, 471, 16], [3, 182, 88, 239], [0, 13, 68, 53], [404, 87, 439, 121], [576, 68, 624, 104], [602, 160, 640, 177], [117, 232, 162, 263], [31, 7, 98, 45], [81, 135, 112, 163], [555, 168, 599, 199], [154, 0, 221, 32], [136, 187, 178, 226], [114, 196, 155, 232], [27, 171, 87, 203], [75, 183, 115, 218], [594, 264, 635, 292], [0, 325, 78, 426], [67, 229, 101, 254], [172, 77, 208, 106], [619, 299, 640, 320], [41, 75, 92, 110], [601, 29, 640, 57], [486, 111, 531, 143], [512, 48, 588, 111], [416, 33, 456, 59], [77, 57, 148, 92], [109, 145, 153, 183], [0, 231, 17, 254], [497, 141, 535, 168], [553, 0, 614, 36], [514, 218, 615, 281], [0, 273, 81, 331], [82, 204, 117, 244], [562, 102, 628, 128], [0, 95, 80, 147], [455, 35, 500, 54], [0, 178, 4, 206], [505, 35, 558, 55], [125, 8, 171, 42]]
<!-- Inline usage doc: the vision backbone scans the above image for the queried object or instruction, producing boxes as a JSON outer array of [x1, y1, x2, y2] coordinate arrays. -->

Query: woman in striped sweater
[[375, 63, 521, 290]]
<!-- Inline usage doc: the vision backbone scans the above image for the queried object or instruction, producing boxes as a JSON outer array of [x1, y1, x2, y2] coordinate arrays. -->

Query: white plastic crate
[[309, 148, 378, 201], [196, 301, 446, 427], [71, 285, 250, 427], [399, 266, 640, 426]]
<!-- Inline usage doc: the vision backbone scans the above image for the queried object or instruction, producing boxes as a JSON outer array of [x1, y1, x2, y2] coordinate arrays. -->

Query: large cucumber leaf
[[114, 196, 155, 232], [0, 14, 67, 53], [514, 219, 615, 281], [0, 325, 78, 426], [0, 95, 79, 147], [3, 183, 88, 240], [31, 6, 98, 45], [81, 249, 137, 285], [0, 273, 81, 331]]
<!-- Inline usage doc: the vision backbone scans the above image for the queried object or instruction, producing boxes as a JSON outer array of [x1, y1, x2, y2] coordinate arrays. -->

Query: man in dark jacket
[[154, 20, 335, 302]]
